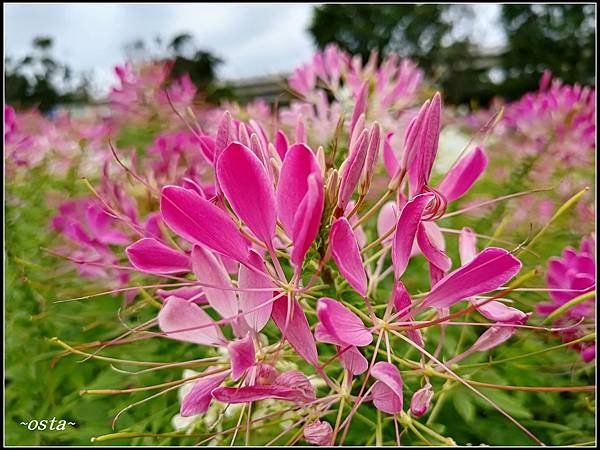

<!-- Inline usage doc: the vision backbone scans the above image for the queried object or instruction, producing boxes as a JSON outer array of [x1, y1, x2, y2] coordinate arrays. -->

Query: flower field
[[5, 44, 596, 446]]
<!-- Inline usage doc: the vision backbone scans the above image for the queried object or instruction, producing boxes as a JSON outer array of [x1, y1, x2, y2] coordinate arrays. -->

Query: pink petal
[[316, 297, 372, 347], [238, 249, 274, 332], [157, 286, 206, 304], [330, 218, 367, 296], [158, 296, 224, 345], [337, 129, 368, 211], [275, 130, 289, 160], [410, 383, 433, 417], [392, 192, 434, 279], [160, 185, 250, 264], [438, 146, 488, 201], [582, 346, 595, 362], [350, 81, 368, 136], [180, 369, 229, 417], [371, 362, 404, 414], [459, 227, 478, 265], [215, 111, 232, 161], [422, 247, 522, 310], [474, 300, 528, 323], [272, 296, 319, 366], [391, 281, 424, 346], [191, 245, 238, 320], [291, 173, 324, 267], [196, 135, 215, 164], [469, 320, 525, 353], [363, 122, 381, 182], [383, 132, 400, 178], [339, 345, 368, 375], [212, 385, 301, 404], [217, 142, 277, 245], [304, 420, 333, 446], [228, 334, 255, 381], [416, 222, 451, 272], [277, 143, 321, 236], [126, 238, 190, 274], [275, 370, 316, 402], [408, 93, 441, 195], [377, 201, 397, 243]]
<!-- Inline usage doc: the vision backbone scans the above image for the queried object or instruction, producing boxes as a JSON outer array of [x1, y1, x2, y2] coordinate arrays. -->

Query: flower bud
[[304, 420, 333, 446], [337, 129, 368, 211], [359, 122, 381, 195], [410, 383, 433, 417], [316, 145, 326, 177], [326, 168, 339, 206]]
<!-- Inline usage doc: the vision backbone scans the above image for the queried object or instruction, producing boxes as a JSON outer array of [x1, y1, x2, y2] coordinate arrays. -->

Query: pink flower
[[537, 235, 596, 361], [304, 420, 333, 446], [410, 383, 433, 417]]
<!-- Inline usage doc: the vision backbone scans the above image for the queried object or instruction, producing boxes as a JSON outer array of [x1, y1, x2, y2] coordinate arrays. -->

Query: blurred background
[[5, 3, 596, 112]]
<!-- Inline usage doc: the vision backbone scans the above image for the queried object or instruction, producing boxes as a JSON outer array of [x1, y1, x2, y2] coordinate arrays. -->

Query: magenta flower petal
[[416, 222, 452, 272], [339, 345, 368, 375], [475, 300, 528, 323], [377, 201, 397, 243], [410, 383, 433, 417], [272, 296, 319, 366], [291, 173, 324, 267], [212, 385, 301, 404], [469, 320, 527, 353], [391, 281, 424, 346], [158, 296, 224, 345], [459, 227, 478, 265], [363, 122, 382, 183], [330, 217, 368, 296], [438, 147, 488, 201], [157, 286, 206, 304], [422, 247, 522, 310], [217, 142, 277, 245], [337, 129, 368, 211], [275, 130, 290, 160], [392, 192, 434, 279], [371, 362, 404, 414], [228, 334, 255, 381], [408, 93, 441, 196], [215, 111, 232, 161], [191, 245, 238, 320], [160, 185, 250, 264], [126, 238, 190, 274], [274, 370, 316, 402], [238, 249, 274, 332], [180, 369, 229, 417], [304, 420, 333, 446], [383, 132, 400, 178], [316, 297, 372, 347], [350, 81, 368, 136], [277, 143, 322, 236]]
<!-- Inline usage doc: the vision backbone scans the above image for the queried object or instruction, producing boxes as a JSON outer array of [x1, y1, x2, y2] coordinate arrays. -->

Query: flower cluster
[[537, 235, 596, 362], [6, 45, 595, 446]]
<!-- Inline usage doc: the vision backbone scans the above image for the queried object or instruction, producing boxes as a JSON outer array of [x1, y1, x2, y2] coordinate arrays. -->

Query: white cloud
[[5, 4, 315, 94]]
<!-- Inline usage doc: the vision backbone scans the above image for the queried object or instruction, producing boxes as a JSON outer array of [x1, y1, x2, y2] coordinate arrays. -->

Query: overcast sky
[[5, 4, 504, 95]]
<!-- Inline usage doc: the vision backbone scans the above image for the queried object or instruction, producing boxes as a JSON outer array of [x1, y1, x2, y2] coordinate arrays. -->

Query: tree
[[499, 4, 595, 99], [5, 37, 90, 112]]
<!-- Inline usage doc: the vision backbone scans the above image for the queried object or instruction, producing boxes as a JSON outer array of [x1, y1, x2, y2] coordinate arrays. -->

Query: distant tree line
[[5, 5, 594, 111], [5, 33, 230, 113], [309, 4, 596, 105]]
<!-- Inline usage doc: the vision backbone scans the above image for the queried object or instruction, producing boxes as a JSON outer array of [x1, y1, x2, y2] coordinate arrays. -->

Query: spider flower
[[537, 235, 596, 361]]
